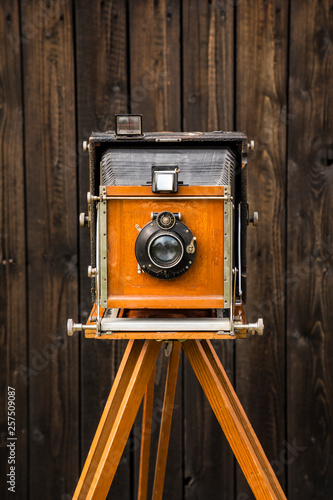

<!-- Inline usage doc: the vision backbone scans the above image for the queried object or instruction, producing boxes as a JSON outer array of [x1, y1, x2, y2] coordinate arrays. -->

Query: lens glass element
[[149, 235, 183, 268]]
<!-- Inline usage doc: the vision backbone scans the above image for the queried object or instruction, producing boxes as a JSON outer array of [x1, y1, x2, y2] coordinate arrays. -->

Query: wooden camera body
[[67, 116, 263, 339]]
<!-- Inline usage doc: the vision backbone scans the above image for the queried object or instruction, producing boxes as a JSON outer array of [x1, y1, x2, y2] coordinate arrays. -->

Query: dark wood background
[[1, 0, 332, 498]]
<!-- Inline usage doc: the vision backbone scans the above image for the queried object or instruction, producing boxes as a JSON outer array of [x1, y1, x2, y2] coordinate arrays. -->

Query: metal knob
[[67, 319, 98, 336], [257, 318, 264, 335], [88, 266, 97, 278], [67, 319, 83, 336], [82, 140, 88, 152], [79, 213, 88, 227], [67, 318, 74, 336], [247, 140, 255, 151], [249, 318, 264, 335], [249, 211, 259, 226]]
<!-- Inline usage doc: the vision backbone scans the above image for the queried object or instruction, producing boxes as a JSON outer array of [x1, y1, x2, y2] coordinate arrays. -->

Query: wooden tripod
[[73, 339, 286, 500]]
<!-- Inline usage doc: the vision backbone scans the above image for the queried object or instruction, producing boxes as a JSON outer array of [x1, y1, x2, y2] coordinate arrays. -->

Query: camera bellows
[[101, 146, 235, 187]]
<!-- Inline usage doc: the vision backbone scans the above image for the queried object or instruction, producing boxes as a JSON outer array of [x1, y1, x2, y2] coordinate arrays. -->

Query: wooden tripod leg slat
[[74, 339, 143, 499], [86, 339, 161, 500], [182, 340, 287, 500], [152, 341, 181, 500], [138, 364, 156, 500], [74, 340, 161, 500], [200, 340, 286, 499]]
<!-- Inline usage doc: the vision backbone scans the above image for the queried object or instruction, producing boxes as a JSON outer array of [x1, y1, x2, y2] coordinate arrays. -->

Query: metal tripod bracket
[[67, 315, 264, 337]]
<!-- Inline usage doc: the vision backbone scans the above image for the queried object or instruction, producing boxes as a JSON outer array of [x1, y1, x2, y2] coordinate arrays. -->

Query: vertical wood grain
[[129, 0, 181, 131], [138, 366, 156, 500], [0, 2, 27, 498], [129, 2, 182, 497], [182, 1, 235, 498], [236, 1, 288, 497], [183, 0, 234, 132], [152, 341, 181, 500], [75, 1, 131, 498], [20, 0, 79, 498], [287, 0, 333, 498]]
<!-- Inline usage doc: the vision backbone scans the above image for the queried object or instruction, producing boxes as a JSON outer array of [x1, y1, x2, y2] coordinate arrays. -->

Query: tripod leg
[[74, 339, 142, 499], [74, 339, 161, 500], [152, 341, 181, 500], [183, 340, 287, 500], [138, 365, 156, 500], [200, 340, 286, 498]]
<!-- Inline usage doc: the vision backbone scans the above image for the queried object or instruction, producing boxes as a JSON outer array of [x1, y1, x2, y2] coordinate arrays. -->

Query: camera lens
[[149, 234, 183, 268]]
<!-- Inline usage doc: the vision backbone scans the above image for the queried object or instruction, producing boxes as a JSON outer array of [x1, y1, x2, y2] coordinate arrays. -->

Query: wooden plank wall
[[287, 1, 333, 498], [236, 1, 288, 497], [1, 1, 332, 499], [20, 2, 79, 499], [0, 2, 27, 499]]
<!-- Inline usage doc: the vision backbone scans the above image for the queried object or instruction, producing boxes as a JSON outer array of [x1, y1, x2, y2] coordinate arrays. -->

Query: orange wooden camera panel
[[106, 185, 225, 309]]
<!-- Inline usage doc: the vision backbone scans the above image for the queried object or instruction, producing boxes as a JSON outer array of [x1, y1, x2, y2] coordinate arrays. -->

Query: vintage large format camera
[[67, 115, 263, 338]]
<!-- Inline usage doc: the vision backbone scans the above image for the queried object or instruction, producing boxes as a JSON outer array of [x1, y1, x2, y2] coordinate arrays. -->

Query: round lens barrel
[[149, 235, 182, 267]]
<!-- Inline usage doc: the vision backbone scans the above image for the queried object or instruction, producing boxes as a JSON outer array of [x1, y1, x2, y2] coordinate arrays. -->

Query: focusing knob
[[67, 319, 74, 336], [257, 318, 264, 335], [249, 318, 264, 335], [67, 319, 84, 336], [88, 266, 97, 278], [156, 211, 176, 230]]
